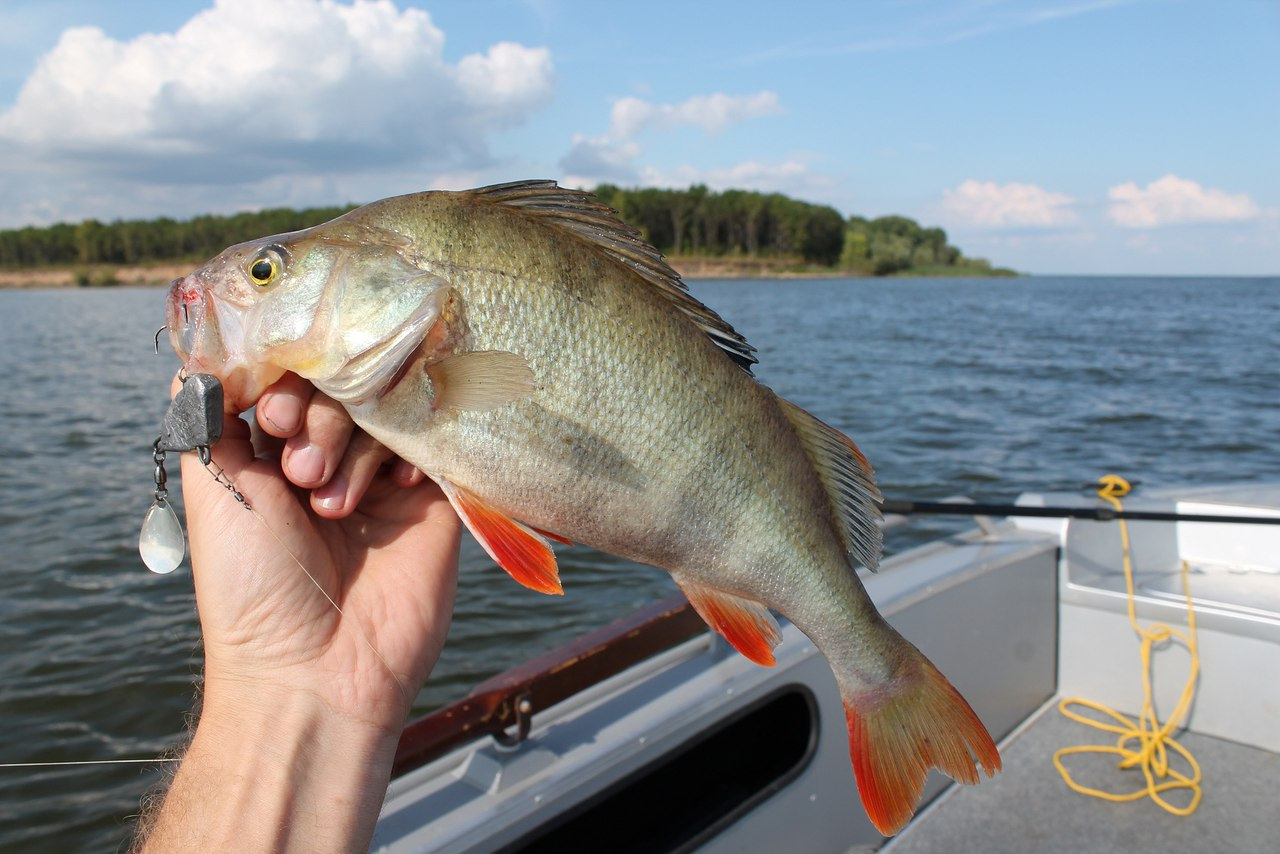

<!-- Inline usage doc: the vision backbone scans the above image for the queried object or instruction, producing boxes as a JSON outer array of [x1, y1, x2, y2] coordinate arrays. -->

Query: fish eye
[[248, 250, 283, 287]]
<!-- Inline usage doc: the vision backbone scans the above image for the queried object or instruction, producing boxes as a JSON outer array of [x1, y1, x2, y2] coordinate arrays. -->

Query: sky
[[0, 0, 1275, 275]]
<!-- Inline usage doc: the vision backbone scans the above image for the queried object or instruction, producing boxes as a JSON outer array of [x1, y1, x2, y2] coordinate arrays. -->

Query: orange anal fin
[[438, 479, 563, 595], [843, 657, 1001, 836], [675, 577, 781, 666]]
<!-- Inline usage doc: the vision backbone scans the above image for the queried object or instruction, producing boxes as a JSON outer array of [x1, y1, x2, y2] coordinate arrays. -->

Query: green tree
[[0, 184, 1005, 277]]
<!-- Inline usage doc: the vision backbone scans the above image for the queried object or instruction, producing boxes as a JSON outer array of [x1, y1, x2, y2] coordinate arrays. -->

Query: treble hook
[[153, 325, 167, 355]]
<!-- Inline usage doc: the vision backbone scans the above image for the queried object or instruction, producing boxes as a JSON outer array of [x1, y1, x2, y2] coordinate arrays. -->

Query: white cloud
[[0, 0, 553, 185], [745, 0, 1139, 63], [561, 90, 781, 186], [1107, 174, 1261, 228], [561, 135, 644, 185], [938, 179, 1078, 228], [607, 91, 781, 139]]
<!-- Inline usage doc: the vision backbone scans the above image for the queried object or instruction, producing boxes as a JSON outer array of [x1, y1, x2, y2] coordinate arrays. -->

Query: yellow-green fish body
[[167, 181, 999, 834]]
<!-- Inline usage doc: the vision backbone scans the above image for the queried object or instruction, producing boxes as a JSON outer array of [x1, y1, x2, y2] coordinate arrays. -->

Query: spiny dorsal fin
[[776, 396, 882, 572], [471, 180, 758, 372]]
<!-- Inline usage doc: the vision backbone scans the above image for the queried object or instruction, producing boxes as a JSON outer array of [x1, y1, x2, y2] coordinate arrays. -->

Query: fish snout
[[163, 273, 281, 412], [166, 274, 211, 362]]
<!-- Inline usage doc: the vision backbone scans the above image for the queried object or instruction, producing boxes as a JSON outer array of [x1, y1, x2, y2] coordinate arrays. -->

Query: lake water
[[1, 276, 1278, 850]]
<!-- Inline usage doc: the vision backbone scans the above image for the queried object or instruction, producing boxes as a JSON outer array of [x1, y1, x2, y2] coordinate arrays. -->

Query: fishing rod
[[878, 499, 1280, 526]]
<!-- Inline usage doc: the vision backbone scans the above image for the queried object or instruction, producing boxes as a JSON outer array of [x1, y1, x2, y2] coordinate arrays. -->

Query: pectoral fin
[[426, 350, 535, 412], [437, 479, 563, 595], [674, 576, 781, 666]]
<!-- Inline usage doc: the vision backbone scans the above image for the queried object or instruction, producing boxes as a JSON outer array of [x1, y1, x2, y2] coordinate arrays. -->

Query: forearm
[[137, 677, 401, 853]]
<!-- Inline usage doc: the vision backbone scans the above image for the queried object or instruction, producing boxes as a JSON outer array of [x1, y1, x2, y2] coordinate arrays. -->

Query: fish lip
[[166, 274, 208, 364], [164, 273, 268, 411]]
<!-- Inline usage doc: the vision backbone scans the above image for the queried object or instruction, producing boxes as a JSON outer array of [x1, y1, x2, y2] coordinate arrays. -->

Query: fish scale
[[398, 261, 742, 557], [166, 179, 1000, 835]]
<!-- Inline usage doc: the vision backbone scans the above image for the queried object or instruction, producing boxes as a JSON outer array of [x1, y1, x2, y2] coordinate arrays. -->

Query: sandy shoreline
[[0, 263, 192, 289]]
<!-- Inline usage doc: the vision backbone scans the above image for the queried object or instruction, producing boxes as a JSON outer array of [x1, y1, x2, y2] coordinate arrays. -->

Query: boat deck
[[884, 700, 1280, 854]]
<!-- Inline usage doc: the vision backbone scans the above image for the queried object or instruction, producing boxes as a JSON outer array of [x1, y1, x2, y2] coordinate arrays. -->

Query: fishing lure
[[139, 373, 225, 573]]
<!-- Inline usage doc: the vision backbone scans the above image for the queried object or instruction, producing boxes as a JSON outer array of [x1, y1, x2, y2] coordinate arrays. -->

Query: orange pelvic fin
[[675, 577, 781, 666], [843, 656, 1001, 836], [438, 479, 563, 595]]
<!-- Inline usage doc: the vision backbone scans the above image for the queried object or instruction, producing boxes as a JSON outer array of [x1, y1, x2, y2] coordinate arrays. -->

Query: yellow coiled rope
[[1053, 474, 1203, 815]]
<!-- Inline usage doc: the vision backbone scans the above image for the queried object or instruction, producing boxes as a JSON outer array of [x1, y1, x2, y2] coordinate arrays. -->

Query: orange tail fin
[[843, 657, 1001, 836]]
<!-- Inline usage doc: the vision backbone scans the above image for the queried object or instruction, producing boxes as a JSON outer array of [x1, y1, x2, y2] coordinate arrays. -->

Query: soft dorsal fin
[[471, 180, 758, 372], [776, 396, 883, 572]]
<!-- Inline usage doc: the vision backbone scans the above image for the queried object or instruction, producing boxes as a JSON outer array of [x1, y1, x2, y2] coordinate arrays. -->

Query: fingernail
[[288, 444, 326, 485], [261, 398, 300, 434], [392, 458, 420, 485], [314, 474, 347, 513]]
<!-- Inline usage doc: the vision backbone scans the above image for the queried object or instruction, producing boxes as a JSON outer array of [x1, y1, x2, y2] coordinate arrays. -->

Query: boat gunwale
[[392, 592, 706, 778]]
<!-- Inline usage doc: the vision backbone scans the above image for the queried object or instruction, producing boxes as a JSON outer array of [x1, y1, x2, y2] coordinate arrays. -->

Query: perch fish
[[166, 180, 1000, 835]]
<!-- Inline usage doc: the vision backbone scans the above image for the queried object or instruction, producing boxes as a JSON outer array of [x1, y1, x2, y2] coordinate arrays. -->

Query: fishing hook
[[153, 325, 167, 355]]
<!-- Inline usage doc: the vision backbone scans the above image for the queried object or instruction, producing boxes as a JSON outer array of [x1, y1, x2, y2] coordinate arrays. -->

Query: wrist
[[141, 673, 402, 852], [199, 670, 403, 762], [198, 616, 420, 732]]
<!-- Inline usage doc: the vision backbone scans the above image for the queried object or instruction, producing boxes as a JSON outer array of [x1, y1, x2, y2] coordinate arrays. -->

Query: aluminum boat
[[375, 483, 1280, 852]]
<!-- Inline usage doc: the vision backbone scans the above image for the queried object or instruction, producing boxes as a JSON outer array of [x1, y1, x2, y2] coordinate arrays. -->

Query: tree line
[[0, 206, 355, 268], [0, 185, 1010, 276]]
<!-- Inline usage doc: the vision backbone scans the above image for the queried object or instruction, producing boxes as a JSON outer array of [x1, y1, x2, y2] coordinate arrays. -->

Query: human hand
[[176, 371, 461, 728], [255, 371, 433, 518], [140, 373, 461, 852]]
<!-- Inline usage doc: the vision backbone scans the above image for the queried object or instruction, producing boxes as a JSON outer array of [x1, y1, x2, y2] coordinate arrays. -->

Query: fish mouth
[[165, 275, 278, 411]]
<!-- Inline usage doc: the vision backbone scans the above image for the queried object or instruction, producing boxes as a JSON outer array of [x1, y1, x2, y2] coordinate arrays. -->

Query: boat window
[[505, 687, 818, 852]]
